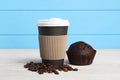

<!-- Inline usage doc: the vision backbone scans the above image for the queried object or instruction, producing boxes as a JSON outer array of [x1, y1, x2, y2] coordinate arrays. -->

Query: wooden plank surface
[[0, 0, 120, 48], [0, 35, 120, 48], [0, 11, 120, 34], [0, 0, 120, 10]]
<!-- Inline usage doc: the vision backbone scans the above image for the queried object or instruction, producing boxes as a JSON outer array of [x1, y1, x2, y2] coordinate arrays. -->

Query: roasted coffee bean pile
[[24, 62, 78, 75]]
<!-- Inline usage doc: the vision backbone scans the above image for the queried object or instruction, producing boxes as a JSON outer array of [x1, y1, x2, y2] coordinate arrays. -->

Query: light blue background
[[0, 0, 120, 49]]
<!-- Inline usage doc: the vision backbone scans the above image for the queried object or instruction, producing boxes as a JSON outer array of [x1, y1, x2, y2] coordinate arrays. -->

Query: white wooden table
[[0, 49, 120, 80]]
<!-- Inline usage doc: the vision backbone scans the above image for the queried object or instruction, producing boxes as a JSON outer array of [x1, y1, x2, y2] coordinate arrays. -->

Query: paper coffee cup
[[37, 18, 69, 65]]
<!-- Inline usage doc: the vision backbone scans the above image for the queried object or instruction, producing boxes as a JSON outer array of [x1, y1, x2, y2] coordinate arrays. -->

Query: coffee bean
[[53, 70, 59, 75], [58, 68, 62, 71], [67, 67, 73, 71], [48, 70, 53, 73], [38, 70, 43, 74], [63, 67, 68, 72], [43, 69, 47, 73], [73, 68, 78, 71], [24, 64, 28, 68], [30, 61, 34, 64], [24, 62, 78, 75]]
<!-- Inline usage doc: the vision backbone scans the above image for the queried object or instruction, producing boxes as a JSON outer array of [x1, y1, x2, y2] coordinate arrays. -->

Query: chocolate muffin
[[67, 41, 96, 65]]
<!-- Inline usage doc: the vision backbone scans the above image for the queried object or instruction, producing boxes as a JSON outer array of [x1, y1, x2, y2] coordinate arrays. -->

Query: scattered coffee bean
[[67, 67, 73, 71], [53, 70, 59, 75], [38, 70, 44, 74], [24, 62, 78, 75], [58, 68, 62, 71], [48, 70, 53, 73], [73, 68, 78, 71], [24, 65, 28, 68], [63, 67, 68, 72]]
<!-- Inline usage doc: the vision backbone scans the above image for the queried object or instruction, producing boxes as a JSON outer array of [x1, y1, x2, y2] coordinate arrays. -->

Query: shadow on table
[[16, 58, 42, 64], [64, 59, 69, 64], [16, 58, 70, 64]]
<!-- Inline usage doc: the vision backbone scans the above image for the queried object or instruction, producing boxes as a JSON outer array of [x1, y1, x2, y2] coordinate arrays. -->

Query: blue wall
[[0, 0, 120, 49]]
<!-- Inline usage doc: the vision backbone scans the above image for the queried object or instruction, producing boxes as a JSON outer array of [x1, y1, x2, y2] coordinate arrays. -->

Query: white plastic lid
[[37, 18, 70, 27]]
